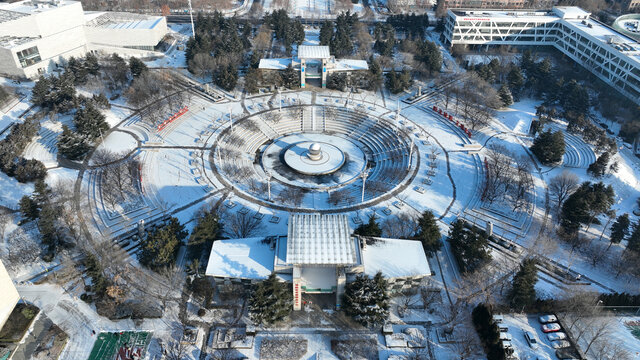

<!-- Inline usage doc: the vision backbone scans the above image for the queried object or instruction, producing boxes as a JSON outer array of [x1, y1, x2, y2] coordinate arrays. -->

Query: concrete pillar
[[321, 58, 327, 88], [336, 267, 346, 310], [293, 266, 302, 311], [300, 59, 306, 88]]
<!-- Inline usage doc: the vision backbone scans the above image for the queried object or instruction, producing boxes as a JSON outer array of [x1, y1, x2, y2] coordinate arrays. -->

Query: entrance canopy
[[298, 45, 330, 59], [286, 214, 358, 266]]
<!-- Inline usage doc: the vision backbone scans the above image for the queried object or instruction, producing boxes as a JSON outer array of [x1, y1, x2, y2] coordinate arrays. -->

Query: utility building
[[0, 259, 19, 330], [206, 214, 431, 310], [442, 6, 640, 105]]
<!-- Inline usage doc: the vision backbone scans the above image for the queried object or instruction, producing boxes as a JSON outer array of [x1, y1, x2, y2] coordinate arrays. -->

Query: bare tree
[[449, 327, 482, 360], [224, 211, 264, 238], [0, 212, 11, 243], [549, 171, 580, 220], [381, 213, 419, 238]]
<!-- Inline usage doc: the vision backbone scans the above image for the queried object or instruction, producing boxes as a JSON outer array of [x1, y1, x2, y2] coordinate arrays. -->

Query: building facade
[[443, 6, 640, 105], [0, 259, 19, 330], [626, 0, 640, 12], [0, 0, 167, 79], [444, 0, 527, 10]]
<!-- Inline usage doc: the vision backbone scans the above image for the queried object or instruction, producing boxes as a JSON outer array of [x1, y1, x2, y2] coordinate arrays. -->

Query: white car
[[551, 340, 571, 349], [524, 331, 538, 349], [542, 323, 561, 333], [547, 332, 567, 341], [538, 314, 557, 323]]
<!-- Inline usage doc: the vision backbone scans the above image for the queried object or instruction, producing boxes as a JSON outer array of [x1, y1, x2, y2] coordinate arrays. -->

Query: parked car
[[542, 323, 561, 333], [551, 340, 571, 349], [524, 331, 538, 349], [547, 332, 567, 341], [538, 314, 557, 323], [499, 332, 513, 341]]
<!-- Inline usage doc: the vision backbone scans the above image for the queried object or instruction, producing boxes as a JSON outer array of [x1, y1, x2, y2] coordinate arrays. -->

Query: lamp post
[[228, 106, 233, 132], [266, 171, 272, 201], [360, 166, 370, 203]]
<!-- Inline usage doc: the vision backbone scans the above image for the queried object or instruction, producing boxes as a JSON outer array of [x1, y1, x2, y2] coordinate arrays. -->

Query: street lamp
[[266, 171, 272, 201], [360, 166, 370, 203]]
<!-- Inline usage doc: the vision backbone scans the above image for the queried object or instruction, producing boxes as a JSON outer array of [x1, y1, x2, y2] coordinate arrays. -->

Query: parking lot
[[499, 314, 577, 360]]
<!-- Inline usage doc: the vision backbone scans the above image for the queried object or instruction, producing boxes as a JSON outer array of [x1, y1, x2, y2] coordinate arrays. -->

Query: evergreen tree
[[31, 76, 51, 107], [627, 221, 640, 254], [74, 103, 109, 140], [449, 219, 491, 273], [509, 258, 538, 309], [587, 151, 610, 178], [417, 210, 442, 255], [609, 213, 630, 246], [19, 195, 39, 222], [84, 53, 100, 76], [57, 125, 91, 160], [319, 21, 334, 46], [367, 55, 383, 91], [507, 66, 524, 98], [67, 56, 88, 85], [354, 214, 382, 237], [327, 73, 347, 91], [129, 56, 148, 78], [248, 273, 292, 325], [214, 63, 238, 91], [244, 67, 261, 94], [188, 207, 222, 259], [280, 65, 299, 89], [530, 129, 565, 165], [561, 182, 615, 236], [139, 217, 187, 270], [561, 79, 590, 115], [343, 272, 389, 327], [498, 84, 513, 107]]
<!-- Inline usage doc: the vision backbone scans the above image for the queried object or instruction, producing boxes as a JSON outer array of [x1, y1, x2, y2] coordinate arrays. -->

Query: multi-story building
[[0, 0, 167, 79], [444, 0, 527, 10], [443, 6, 640, 105]]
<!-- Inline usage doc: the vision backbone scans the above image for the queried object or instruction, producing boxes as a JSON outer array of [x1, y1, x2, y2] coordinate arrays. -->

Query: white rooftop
[[298, 45, 330, 59], [552, 6, 590, 19], [286, 214, 357, 265], [333, 59, 369, 71], [205, 237, 275, 279], [84, 11, 164, 30], [363, 238, 431, 279], [258, 58, 293, 70], [0, 0, 76, 17]]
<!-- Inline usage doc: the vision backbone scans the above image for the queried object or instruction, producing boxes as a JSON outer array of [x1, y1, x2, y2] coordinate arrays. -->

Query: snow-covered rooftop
[[298, 45, 330, 59], [286, 214, 357, 265], [258, 58, 293, 70], [84, 11, 164, 30], [332, 59, 368, 71], [362, 238, 430, 279], [205, 237, 275, 279], [0, 0, 77, 18]]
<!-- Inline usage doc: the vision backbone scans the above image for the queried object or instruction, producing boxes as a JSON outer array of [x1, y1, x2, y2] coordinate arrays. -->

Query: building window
[[16, 46, 41, 68]]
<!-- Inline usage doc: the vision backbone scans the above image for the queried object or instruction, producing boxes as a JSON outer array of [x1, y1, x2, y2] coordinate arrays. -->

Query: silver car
[[547, 332, 567, 341]]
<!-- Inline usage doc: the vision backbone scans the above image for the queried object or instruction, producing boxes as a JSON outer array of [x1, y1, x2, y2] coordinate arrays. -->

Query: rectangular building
[[443, 6, 640, 105], [0, 0, 167, 79]]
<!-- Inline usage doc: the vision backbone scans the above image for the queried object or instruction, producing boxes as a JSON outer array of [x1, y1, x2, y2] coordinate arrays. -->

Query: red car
[[542, 323, 561, 333]]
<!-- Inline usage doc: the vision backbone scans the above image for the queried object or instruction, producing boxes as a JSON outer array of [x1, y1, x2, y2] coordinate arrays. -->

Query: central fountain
[[283, 140, 347, 176]]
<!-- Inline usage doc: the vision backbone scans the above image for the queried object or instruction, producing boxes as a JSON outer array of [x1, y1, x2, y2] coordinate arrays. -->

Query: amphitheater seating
[[214, 105, 415, 205]]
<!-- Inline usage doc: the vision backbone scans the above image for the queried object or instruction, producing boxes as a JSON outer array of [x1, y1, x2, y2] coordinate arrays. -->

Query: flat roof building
[[443, 6, 640, 105], [206, 214, 431, 310], [0, 0, 167, 79]]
